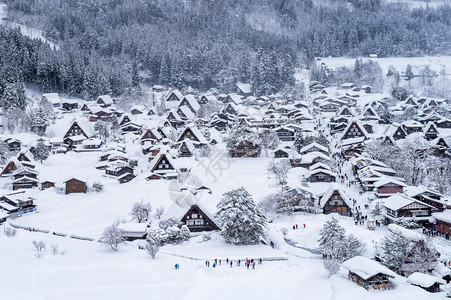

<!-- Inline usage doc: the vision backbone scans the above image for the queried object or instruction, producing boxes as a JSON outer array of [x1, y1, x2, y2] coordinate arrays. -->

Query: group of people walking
[[204, 258, 263, 269]]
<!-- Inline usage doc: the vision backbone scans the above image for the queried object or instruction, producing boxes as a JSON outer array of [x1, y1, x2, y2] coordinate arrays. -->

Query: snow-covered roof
[[374, 177, 406, 188], [432, 210, 451, 224], [301, 152, 330, 164], [97, 95, 114, 105], [405, 185, 443, 199], [299, 142, 329, 154], [433, 263, 451, 277], [236, 82, 252, 94], [383, 194, 416, 211], [178, 105, 195, 119], [309, 162, 331, 171], [387, 224, 424, 242], [42, 93, 61, 104], [342, 256, 396, 279], [319, 183, 352, 208], [308, 168, 336, 177], [181, 95, 200, 112], [407, 272, 445, 288]]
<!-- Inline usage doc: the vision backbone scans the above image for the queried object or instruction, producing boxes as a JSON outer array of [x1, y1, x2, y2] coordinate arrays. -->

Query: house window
[[192, 213, 198, 218], [187, 220, 195, 225], [195, 219, 204, 225]]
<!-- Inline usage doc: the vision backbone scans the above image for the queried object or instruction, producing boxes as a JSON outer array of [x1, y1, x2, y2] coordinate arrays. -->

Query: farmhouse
[[180, 204, 221, 232], [407, 272, 445, 293], [64, 178, 88, 194], [319, 184, 352, 217], [342, 256, 396, 290]]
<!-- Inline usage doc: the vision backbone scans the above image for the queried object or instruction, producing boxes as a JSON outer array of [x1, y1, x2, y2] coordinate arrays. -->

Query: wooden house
[[64, 178, 87, 194], [402, 120, 423, 134], [12, 176, 39, 190], [1, 158, 23, 176], [165, 90, 184, 105], [64, 120, 96, 139], [342, 256, 396, 290], [407, 272, 445, 293], [180, 204, 220, 232], [120, 122, 142, 135], [405, 185, 445, 211], [383, 193, 437, 223], [374, 178, 406, 198], [307, 169, 336, 183], [274, 126, 296, 142], [118, 223, 149, 241], [176, 126, 207, 144], [40, 180, 55, 190], [336, 106, 353, 117], [105, 163, 134, 177], [117, 173, 136, 184], [423, 122, 439, 141], [42, 93, 61, 107], [433, 210, 451, 234], [140, 128, 162, 145], [342, 120, 368, 141], [62, 100, 78, 111], [149, 153, 178, 179], [176, 140, 196, 157], [119, 114, 132, 126], [4, 138, 21, 152], [341, 82, 356, 90], [235, 82, 252, 98], [273, 148, 289, 158], [299, 142, 329, 155], [0, 192, 36, 217], [179, 95, 200, 114], [96, 95, 114, 107], [319, 184, 352, 216], [435, 118, 451, 129]]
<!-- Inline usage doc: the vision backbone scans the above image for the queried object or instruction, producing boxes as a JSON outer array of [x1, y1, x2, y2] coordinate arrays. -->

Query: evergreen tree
[[405, 64, 414, 87], [30, 108, 49, 136], [381, 230, 410, 274], [32, 141, 50, 163], [318, 217, 346, 260], [215, 187, 267, 245], [401, 239, 438, 276], [2, 82, 27, 110]]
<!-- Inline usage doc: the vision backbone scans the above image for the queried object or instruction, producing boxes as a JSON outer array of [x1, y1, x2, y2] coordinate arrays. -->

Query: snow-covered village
[[1, 0, 451, 299]]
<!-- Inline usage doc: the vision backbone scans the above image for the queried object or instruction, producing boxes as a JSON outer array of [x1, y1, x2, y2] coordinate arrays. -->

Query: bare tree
[[33, 240, 46, 252], [154, 206, 165, 220], [145, 240, 161, 259], [100, 222, 124, 252], [267, 159, 290, 193], [130, 200, 152, 223], [323, 258, 340, 277]]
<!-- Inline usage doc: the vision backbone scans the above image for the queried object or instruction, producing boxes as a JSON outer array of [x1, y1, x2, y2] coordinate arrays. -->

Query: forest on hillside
[[1, 0, 450, 101]]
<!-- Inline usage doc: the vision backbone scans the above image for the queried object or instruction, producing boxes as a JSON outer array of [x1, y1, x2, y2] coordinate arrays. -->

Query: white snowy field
[[319, 55, 451, 75], [0, 215, 446, 300]]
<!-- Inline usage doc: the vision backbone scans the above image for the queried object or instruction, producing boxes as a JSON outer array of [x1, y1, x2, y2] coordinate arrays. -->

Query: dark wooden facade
[[322, 190, 351, 216], [348, 272, 392, 290], [64, 178, 87, 194], [229, 142, 260, 158], [180, 205, 220, 232]]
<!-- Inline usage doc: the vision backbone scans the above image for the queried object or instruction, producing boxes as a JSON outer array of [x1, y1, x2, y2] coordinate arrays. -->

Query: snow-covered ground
[[319, 55, 451, 76]]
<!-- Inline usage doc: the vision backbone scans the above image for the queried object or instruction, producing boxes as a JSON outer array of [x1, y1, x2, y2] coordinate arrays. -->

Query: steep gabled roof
[[319, 183, 352, 208]]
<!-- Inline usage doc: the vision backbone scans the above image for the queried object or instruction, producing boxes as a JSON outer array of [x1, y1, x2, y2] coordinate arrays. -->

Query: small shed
[[64, 178, 87, 194], [407, 272, 445, 293], [342, 256, 396, 290], [118, 223, 149, 241]]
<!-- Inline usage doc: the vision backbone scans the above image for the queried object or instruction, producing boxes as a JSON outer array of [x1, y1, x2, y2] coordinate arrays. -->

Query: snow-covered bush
[[33, 240, 46, 252], [92, 182, 104, 192], [159, 217, 180, 230], [146, 225, 190, 246], [395, 218, 420, 229], [51, 244, 59, 255], [215, 187, 267, 245], [202, 233, 212, 242], [100, 222, 124, 252], [281, 228, 288, 236], [4, 226, 17, 237]]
